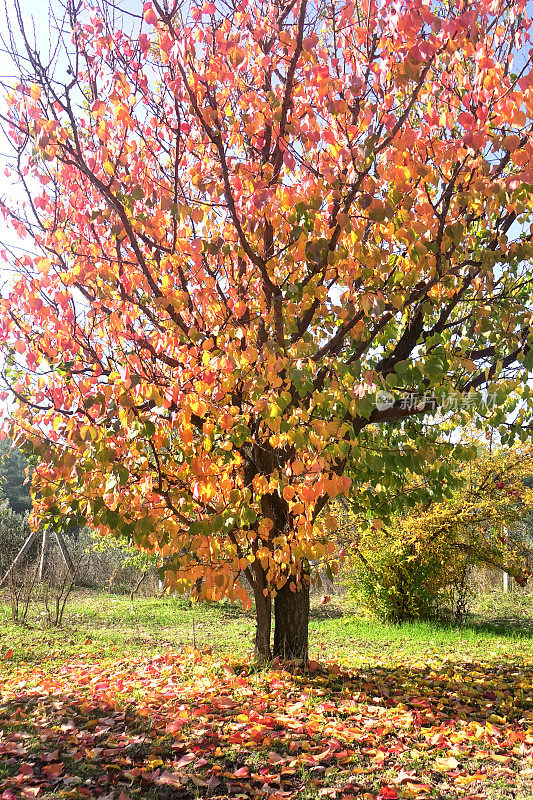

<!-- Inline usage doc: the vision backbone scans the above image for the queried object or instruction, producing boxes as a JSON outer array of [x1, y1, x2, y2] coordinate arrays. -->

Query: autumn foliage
[[2, 0, 533, 660]]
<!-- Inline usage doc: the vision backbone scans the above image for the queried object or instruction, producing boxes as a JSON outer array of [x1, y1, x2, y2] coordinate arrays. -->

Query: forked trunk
[[273, 575, 310, 665]]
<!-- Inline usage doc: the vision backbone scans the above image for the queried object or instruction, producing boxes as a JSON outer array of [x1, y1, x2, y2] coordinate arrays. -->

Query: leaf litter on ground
[[1, 645, 533, 800]]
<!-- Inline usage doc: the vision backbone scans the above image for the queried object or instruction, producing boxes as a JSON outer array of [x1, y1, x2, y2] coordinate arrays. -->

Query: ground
[[1, 590, 533, 800]]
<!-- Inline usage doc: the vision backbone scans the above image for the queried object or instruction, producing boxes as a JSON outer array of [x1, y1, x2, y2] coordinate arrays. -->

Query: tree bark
[[273, 573, 310, 664], [252, 561, 272, 662]]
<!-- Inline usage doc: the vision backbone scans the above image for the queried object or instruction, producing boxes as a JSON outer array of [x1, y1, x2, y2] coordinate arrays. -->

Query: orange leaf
[[283, 485, 296, 501]]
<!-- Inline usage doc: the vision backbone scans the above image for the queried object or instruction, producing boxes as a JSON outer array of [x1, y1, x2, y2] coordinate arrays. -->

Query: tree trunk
[[254, 589, 272, 663], [273, 574, 310, 664], [251, 561, 272, 663]]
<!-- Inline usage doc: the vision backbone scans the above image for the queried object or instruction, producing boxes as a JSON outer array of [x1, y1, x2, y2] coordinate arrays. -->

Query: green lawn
[[1, 589, 533, 800], [1, 588, 533, 669]]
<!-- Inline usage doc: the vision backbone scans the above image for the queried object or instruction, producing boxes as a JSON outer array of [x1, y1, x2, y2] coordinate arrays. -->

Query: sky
[[0, 0, 70, 271]]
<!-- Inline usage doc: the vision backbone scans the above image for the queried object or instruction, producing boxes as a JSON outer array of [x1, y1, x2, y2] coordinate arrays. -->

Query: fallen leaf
[[435, 756, 459, 772]]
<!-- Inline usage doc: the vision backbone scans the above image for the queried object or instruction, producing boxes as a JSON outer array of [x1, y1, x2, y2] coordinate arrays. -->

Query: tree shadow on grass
[[1, 650, 532, 799], [414, 612, 533, 642], [464, 614, 533, 638], [199, 600, 256, 620], [342, 658, 533, 724]]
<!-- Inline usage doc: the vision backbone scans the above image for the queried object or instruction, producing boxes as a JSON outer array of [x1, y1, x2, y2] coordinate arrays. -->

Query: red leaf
[[175, 752, 195, 769], [233, 766, 250, 778], [378, 788, 398, 800], [158, 771, 185, 786], [42, 762, 64, 779]]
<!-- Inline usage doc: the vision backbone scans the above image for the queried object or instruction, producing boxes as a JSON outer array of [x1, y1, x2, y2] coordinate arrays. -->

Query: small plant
[[42, 563, 78, 627], [89, 529, 159, 597], [40, 534, 90, 627], [7, 561, 39, 625], [348, 540, 448, 623]]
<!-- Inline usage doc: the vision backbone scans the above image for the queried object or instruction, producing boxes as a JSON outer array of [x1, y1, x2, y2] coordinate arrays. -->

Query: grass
[[1, 588, 533, 799], [2, 588, 533, 670], [0, 589, 257, 668]]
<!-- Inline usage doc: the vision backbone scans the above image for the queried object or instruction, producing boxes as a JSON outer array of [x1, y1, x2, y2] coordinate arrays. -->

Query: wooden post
[[0, 529, 40, 588], [54, 530, 75, 577], [38, 529, 48, 581], [502, 525, 509, 594]]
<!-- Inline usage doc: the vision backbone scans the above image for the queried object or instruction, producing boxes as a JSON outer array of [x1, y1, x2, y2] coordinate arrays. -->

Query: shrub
[[341, 444, 533, 623]]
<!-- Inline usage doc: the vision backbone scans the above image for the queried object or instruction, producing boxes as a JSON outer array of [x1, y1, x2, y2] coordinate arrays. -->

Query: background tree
[[89, 528, 160, 597], [342, 443, 533, 622], [0, 438, 33, 516], [0, 440, 35, 588], [2, 0, 533, 662], [0, 499, 32, 578]]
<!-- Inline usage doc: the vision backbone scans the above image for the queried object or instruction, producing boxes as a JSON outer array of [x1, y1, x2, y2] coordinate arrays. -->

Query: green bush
[[349, 539, 455, 623], [340, 444, 533, 624]]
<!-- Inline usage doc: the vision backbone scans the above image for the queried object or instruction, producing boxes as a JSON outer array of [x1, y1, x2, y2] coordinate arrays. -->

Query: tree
[[0, 438, 33, 516], [342, 443, 533, 623], [0, 499, 32, 577], [2, 0, 533, 662]]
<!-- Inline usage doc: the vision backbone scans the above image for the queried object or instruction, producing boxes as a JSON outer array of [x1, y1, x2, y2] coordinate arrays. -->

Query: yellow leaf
[[435, 756, 459, 772], [454, 773, 486, 786], [36, 257, 51, 274], [268, 402, 282, 419]]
